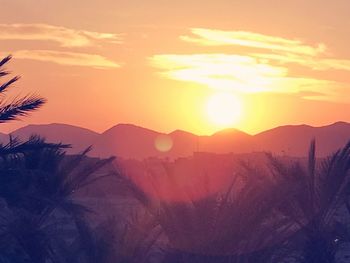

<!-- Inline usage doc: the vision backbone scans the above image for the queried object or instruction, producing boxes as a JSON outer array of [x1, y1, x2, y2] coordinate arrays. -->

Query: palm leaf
[[0, 76, 20, 94], [0, 55, 11, 68], [0, 95, 46, 123]]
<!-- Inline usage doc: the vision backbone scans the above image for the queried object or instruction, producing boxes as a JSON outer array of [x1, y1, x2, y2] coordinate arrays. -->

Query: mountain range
[[0, 121, 349, 159]]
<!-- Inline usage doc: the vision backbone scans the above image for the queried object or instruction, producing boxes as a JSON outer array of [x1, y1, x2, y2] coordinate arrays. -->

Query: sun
[[206, 92, 242, 128]]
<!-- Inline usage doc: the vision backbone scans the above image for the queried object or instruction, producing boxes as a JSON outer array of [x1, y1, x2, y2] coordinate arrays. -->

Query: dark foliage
[[266, 140, 350, 263], [0, 139, 116, 263]]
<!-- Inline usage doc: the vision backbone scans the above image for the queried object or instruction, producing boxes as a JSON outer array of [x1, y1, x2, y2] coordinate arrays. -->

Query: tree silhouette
[[0, 142, 115, 262], [0, 55, 118, 263], [267, 140, 350, 263], [119, 162, 292, 263]]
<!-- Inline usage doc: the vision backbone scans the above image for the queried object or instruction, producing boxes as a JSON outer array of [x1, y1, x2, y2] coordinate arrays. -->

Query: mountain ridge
[[8, 123, 100, 154], [1, 121, 349, 159]]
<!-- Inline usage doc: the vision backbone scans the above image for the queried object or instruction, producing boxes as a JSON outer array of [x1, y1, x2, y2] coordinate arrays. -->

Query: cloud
[[181, 28, 350, 72], [0, 23, 123, 47], [12, 50, 121, 69], [151, 54, 286, 93], [150, 28, 350, 103], [180, 28, 326, 56], [150, 53, 348, 103], [251, 53, 350, 71]]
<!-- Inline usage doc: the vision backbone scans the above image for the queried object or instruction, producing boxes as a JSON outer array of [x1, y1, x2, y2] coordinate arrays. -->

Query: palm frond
[[63, 156, 115, 195], [0, 70, 10, 79], [58, 146, 93, 183], [0, 135, 69, 156], [308, 139, 316, 215], [0, 95, 46, 123], [0, 55, 13, 84], [0, 55, 11, 68], [0, 76, 20, 94]]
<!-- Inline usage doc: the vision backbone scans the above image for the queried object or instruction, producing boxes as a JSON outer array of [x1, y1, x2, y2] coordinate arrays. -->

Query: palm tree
[[119, 161, 292, 263], [0, 138, 116, 263], [267, 140, 350, 263], [0, 55, 45, 123], [0, 55, 124, 263], [63, 213, 162, 263]]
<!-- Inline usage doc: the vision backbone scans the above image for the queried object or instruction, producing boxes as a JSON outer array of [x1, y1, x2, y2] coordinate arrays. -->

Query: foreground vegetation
[[1, 56, 350, 263]]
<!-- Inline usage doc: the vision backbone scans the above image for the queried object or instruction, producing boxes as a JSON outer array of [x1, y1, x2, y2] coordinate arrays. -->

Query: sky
[[0, 0, 350, 135]]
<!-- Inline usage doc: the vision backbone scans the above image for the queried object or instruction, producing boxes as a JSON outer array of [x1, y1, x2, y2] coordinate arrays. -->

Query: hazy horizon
[[2, 119, 350, 136], [1, 0, 350, 135]]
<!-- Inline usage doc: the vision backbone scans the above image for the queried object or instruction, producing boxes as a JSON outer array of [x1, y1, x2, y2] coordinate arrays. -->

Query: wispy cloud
[[151, 54, 286, 93], [251, 53, 350, 71], [181, 28, 350, 72], [12, 50, 121, 69], [0, 23, 123, 47], [150, 28, 350, 103], [150, 54, 342, 99], [181, 28, 326, 56]]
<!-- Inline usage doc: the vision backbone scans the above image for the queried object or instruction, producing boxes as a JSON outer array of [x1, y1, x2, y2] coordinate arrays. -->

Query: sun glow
[[206, 93, 242, 128]]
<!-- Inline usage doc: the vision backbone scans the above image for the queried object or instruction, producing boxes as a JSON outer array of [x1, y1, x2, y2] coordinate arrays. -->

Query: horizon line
[[3, 120, 349, 137]]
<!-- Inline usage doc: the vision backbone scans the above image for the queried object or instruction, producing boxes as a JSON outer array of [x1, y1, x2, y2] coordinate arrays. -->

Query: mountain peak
[[170, 129, 196, 137], [212, 128, 250, 137], [17, 122, 98, 131], [102, 123, 160, 136], [330, 121, 349, 127], [8, 123, 99, 154]]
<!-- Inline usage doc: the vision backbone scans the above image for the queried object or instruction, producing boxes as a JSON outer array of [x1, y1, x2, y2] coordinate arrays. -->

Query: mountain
[[91, 124, 162, 159], [10, 123, 100, 154], [91, 125, 254, 159], [254, 121, 350, 156], [166, 130, 199, 158], [80, 121, 350, 158], [1, 121, 350, 159], [199, 128, 253, 153]]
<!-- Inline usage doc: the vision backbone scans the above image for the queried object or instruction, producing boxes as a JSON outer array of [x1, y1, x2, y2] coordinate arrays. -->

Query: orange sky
[[0, 0, 349, 135]]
